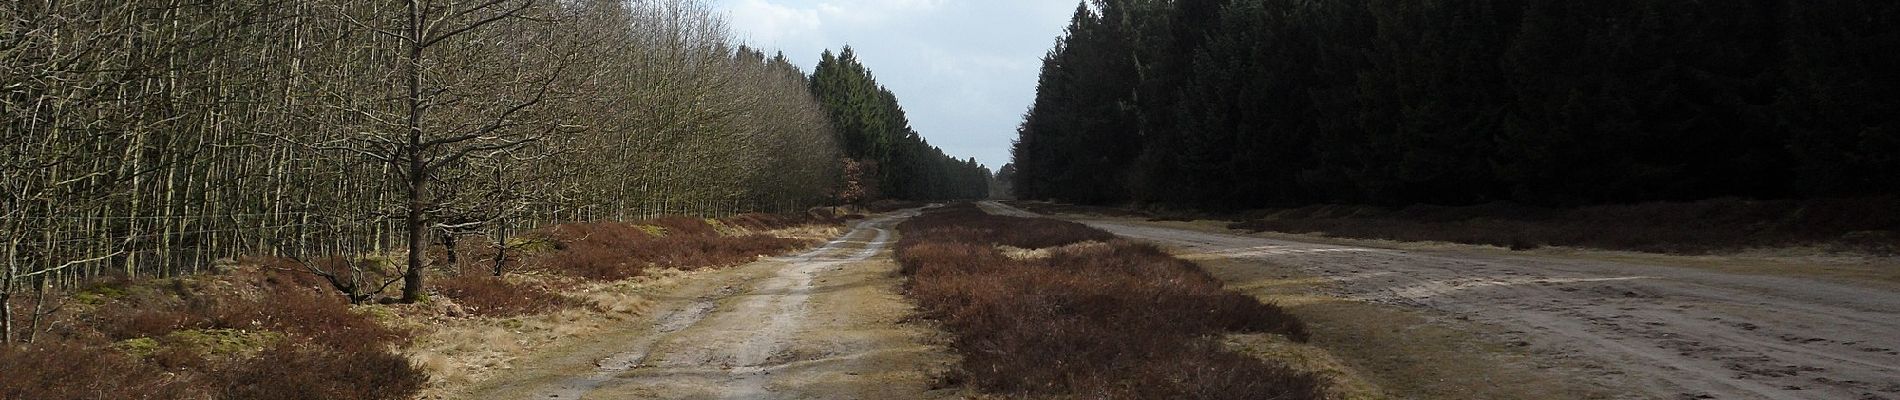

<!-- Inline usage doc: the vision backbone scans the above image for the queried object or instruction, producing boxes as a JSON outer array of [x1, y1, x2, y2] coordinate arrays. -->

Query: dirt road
[[461, 210, 958, 400], [980, 201, 1900, 400]]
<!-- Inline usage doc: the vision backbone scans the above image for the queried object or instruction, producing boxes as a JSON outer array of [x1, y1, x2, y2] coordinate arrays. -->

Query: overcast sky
[[709, 0, 1079, 170]]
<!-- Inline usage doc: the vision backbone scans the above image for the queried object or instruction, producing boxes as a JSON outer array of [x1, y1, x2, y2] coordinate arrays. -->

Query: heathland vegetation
[[3, 0, 990, 396], [0, 211, 834, 399], [894, 204, 1319, 399]]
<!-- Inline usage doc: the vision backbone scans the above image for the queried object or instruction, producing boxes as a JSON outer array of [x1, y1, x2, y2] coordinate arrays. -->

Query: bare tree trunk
[[25, 274, 46, 343], [2, 237, 16, 343], [402, 172, 428, 303], [440, 230, 458, 268], [492, 217, 508, 276], [399, 0, 429, 303]]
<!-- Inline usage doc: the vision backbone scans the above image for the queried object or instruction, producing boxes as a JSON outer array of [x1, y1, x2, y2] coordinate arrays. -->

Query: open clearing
[[456, 210, 959, 400], [981, 201, 1900, 400]]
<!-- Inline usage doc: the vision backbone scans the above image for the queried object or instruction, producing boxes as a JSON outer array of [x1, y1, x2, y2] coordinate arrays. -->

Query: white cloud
[[725, 0, 822, 44], [711, 0, 1075, 168]]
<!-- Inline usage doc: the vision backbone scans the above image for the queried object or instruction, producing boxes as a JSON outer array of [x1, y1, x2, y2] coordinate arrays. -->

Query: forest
[[1011, 0, 1900, 209], [1, 0, 987, 337], [811, 47, 993, 202]]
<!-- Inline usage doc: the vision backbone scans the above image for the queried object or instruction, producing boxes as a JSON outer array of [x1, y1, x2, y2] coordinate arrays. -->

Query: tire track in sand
[[982, 201, 1900, 400], [527, 208, 954, 400]]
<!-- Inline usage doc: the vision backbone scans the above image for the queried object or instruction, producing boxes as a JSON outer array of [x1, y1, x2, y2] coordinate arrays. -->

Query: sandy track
[[980, 201, 1900, 400], [463, 210, 957, 400]]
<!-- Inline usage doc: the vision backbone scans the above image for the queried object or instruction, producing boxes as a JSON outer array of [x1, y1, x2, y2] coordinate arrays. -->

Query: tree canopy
[[811, 47, 993, 202], [1013, 0, 1900, 209]]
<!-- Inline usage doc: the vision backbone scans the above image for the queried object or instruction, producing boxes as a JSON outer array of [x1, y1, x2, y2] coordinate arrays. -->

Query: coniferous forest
[[1011, 0, 1900, 209], [811, 48, 993, 202]]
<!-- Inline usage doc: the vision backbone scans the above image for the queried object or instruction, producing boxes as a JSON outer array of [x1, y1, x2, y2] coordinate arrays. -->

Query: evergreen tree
[[1011, 0, 1899, 209], [810, 47, 991, 201]]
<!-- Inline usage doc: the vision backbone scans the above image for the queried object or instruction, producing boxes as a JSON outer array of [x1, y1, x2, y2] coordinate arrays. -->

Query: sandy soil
[[457, 210, 959, 400], [980, 201, 1900, 400]]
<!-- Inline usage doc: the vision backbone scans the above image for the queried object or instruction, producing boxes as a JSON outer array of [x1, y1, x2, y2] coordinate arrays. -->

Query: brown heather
[[2, 211, 837, 400], [895, 204, 1321, 399]]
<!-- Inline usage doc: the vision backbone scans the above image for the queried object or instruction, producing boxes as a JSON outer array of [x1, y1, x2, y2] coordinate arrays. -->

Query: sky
[[710, 0, 1080, 171]]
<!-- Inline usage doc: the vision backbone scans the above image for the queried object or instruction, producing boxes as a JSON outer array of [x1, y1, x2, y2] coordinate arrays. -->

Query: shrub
[[218, 342, 426, 400], [530, 218, 808, 280], [720, 213, 799, 230], [0, 341, 206, 400], [435, 275, 574, 317], [4, 266, 423, 400], [896, 204, 1319, 399]]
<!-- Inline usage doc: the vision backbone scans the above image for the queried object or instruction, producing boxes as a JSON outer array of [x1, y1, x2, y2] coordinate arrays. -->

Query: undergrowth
[[1, 267, 423, 400], [896, 204, 1321, 399], [524, 217, 809, 281], [1, 210, 839, 399]]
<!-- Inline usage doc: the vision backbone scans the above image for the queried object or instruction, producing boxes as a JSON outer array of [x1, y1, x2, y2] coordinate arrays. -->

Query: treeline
[[1011, 0, 1900, 209], [811, 48, 992, 202], [2, 0, 846, 311]]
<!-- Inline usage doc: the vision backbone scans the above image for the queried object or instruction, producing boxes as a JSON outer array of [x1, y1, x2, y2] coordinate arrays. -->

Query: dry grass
[[994, 241, 1108, 261], [1186, 255, 1610, 400], [895, 204, 1321, 399], [404, 267, 708, 397]]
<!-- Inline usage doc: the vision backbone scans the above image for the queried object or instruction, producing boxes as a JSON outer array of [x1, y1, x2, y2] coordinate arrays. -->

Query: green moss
[[75, 282, 154, 306], [115, 329, 283, 359], [357, 255, 399, 274], [634, 224, 667, 238], [86, 285, 129, 298], [165, 329, 283, 357], [500, 318, 525, 330], [705, 219, 740, 236], [115, 337, 162, 358], [507, 236, 558, 252], [354, 305, 399, 323], [73, 292, 111, 306]]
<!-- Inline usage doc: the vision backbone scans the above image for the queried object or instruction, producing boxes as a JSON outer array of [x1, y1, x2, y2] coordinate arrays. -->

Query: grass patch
[[895, 204, 1322, 399]]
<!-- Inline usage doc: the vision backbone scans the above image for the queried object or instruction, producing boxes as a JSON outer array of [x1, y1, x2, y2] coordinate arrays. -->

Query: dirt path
[[460, 210, 958, 400], [980, 201, 1900, 400]]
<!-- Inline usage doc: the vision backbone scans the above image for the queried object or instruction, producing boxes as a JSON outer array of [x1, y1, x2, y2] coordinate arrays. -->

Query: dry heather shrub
[[721, 213, 801, 230], [895, 205, 1319, 399], [81, 266, 404, 348], [219, 342, 426, 400], [0, 341, 205, 400], [901, 204, 1114, 249], [3, 264, 423, 400], [646, 216, 721, 237], [531, 219, 807, 280], [435, 274, 574, 317]]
